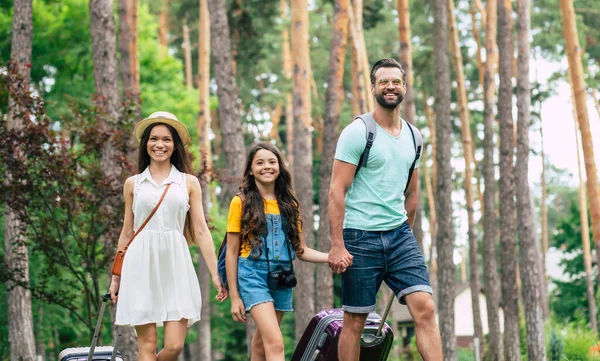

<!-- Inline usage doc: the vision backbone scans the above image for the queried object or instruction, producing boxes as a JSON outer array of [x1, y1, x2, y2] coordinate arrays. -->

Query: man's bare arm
[[404, 168, 420, 229]]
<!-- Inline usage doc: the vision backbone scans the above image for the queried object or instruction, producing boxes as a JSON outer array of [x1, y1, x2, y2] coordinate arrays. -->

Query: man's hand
[[328, 244, 353, 274], [212, 274, 228, 301]]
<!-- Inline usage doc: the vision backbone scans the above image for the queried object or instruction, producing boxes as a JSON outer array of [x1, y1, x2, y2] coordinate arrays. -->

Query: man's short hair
[[370, 58, 405, 85]]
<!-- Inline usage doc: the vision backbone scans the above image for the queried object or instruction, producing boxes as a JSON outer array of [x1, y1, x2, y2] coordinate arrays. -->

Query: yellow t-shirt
[[227, 195, 301, 258]]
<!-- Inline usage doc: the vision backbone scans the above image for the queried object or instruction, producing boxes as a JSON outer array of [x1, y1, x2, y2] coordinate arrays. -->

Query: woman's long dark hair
[[238, 142, 304, 256], [138, 123, 196, 245]]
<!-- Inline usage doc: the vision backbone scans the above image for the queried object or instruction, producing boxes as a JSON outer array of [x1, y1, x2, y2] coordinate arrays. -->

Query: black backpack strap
[[404, 121, 423, 193], [355, 112, 377, 176]]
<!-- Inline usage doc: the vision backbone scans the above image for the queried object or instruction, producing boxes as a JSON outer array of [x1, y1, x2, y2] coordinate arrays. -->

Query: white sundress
[[115, 165, 202, 327]]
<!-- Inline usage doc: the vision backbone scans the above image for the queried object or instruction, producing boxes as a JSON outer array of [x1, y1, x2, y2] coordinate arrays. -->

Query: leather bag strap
[[122, 183, 172, 251]]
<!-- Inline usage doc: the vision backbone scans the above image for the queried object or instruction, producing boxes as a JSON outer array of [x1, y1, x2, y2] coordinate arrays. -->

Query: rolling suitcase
[[291, 291, 395, 361], [58, 293, 122, 361]]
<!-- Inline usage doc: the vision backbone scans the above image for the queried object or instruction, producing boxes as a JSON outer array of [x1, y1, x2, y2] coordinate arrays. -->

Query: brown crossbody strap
[[122, 183, 171, 252]]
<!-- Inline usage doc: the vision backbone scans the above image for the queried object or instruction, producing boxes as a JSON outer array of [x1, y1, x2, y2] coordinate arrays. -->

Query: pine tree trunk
[[208, 0, 246, 204], [118, 0, 140, 104], [469, 5, 484, 89], [183, 20, 193, 89], [447, 0, 483, 353], [291, 0, 315, 342], [497, 0, 522, 359], [560, 0, 600, 279], [423, 95, 438, 310], [516, 1, 546, 358], [280, 0, 294, 167], [397, 0, 416, 126], [198, 0, 212, 175], [432, 0, 456, 359], [352, 0, 373, 111], [348, 1, 367, 115], [481, 0, 503, 359], [91, 1, 138, 358], [316, 0, 349, 312], [5, 1, 36, 359], [573, 86, 598, 334], [158, 0, 169, 57]]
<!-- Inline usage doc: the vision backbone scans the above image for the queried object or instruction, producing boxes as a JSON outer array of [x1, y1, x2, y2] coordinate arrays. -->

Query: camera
[[267, 264, 297, 290]]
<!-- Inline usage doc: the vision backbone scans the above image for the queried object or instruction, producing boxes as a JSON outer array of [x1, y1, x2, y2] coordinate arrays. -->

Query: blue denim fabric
[[237, 214, 295, 312], [237, 257, 293, 312], [341, 221, 432, 313], [248, 214, 296, 262]]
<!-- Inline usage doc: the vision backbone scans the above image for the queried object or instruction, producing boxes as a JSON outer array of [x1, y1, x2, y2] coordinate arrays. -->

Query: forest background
[[1, 0, 600, 360]]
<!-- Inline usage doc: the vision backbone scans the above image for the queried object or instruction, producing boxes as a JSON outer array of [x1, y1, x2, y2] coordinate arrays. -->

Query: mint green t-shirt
[[334, 116, 420, 231]]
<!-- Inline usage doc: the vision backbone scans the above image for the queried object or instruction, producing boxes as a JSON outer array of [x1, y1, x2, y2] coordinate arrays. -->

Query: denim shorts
[[237, 257, 293, 312], [341, 221, 432, 313]]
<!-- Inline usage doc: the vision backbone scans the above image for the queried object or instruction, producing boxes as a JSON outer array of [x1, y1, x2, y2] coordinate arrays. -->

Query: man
[[328, 58, 443, 361]]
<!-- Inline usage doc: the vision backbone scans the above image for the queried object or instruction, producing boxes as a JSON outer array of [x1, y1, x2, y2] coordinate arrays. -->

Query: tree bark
[[516, 0, 546, 358], [560, 0, 600, 282], [481, 0, 503, 359], [5, 2, 36, 359], [497, 0, 522, 359], [316, 0, 349, 312], [352, 0, 373, 111], [432, 0, 456, 359], [183, 20, 193, 90], [291, 0, 315, 342], [423, 93, 438, 311], [447, 0, 483, 354], [280, 0, 294, 168], [158, 0, 169, 57], [469, 5, 485, 89], [91, 1, 138, 359], [118, 0, 140, 103], [348, 0, 367, 115], [198, 0, 212, 175], [573, 83, 598, 334], [208, 0, 246, 204], [397, 0, 416, 126]]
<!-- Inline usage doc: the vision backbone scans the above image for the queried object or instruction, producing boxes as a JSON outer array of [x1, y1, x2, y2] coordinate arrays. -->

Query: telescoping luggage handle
[[88, 293, 120, 361], [375, 290, 395, 337]]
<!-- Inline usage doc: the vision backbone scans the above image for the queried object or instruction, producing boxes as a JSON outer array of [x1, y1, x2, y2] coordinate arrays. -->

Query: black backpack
[[354, 112, 422, 192]]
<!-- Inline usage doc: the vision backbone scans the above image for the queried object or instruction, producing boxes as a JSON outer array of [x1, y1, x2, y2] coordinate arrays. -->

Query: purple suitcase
[[291, 308, 394, 361]]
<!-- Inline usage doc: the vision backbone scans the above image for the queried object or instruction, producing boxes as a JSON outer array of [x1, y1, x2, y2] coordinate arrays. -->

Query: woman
[[109, 111, 227, 361]]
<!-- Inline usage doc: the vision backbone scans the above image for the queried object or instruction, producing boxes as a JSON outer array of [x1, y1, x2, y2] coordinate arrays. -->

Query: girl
[[109, 111, 227, 361], [225, 142, 328, 361]]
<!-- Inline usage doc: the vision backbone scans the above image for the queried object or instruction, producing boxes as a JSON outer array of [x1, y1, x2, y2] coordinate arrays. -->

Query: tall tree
[[497, 0, 522, 358], [516, 0, 546, 358], [290, 0, 315, 342], [347, 0, 367, 115], [118, 0, 140, 107], [280, 0, 294, 167], [397, 0, 415, 126], [316, 0, 349, 312], [90, 1, 138, 359], [481, 0, 503, 359], [572, 84, 598, 334], [158, 0, 169, 57], [182, 20, 193, 89], [447, 0, 483, 353], [560, 0, 600, 280], [207, 0, 246, 203], [197, 0, 212, 358], [5, 1, 36, 360], [432, 0, 456, 359]]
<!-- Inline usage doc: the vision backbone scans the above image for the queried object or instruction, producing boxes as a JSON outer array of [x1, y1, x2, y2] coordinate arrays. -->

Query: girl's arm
[[187, 175, 227, 301], [109, 176, 135, 304], [297, 232, 329, 263], [226, 232, 246, 322]]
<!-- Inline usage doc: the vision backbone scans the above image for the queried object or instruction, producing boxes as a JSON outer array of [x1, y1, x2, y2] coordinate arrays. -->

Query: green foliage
[[561, 323, 599, 361], [549, 328, 565, 361]]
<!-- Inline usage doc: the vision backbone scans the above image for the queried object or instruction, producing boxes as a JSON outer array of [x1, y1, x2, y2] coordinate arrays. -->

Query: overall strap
[[123, 183, 171, 251]]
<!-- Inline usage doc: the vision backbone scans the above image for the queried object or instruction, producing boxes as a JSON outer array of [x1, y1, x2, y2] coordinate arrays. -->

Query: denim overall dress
[[237, 213, 295, 312]]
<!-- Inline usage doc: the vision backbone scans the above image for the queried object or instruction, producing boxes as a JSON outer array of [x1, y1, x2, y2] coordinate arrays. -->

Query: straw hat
[[133, 111, 190, 145]]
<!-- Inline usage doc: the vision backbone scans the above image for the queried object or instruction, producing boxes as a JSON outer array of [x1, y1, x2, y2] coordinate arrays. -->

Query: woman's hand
[[109, 276, 120, 304], [230, 296, 246, 323], [212, 274, 228, 301]]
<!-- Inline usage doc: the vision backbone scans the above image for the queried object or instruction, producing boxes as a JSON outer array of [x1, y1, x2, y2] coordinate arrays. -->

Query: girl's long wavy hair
[[138, 123, 196, 245], [238, 142, 303, 256]]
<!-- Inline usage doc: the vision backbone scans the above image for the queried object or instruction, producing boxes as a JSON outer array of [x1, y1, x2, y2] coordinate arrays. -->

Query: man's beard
[[375, 92, 403, 109]]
